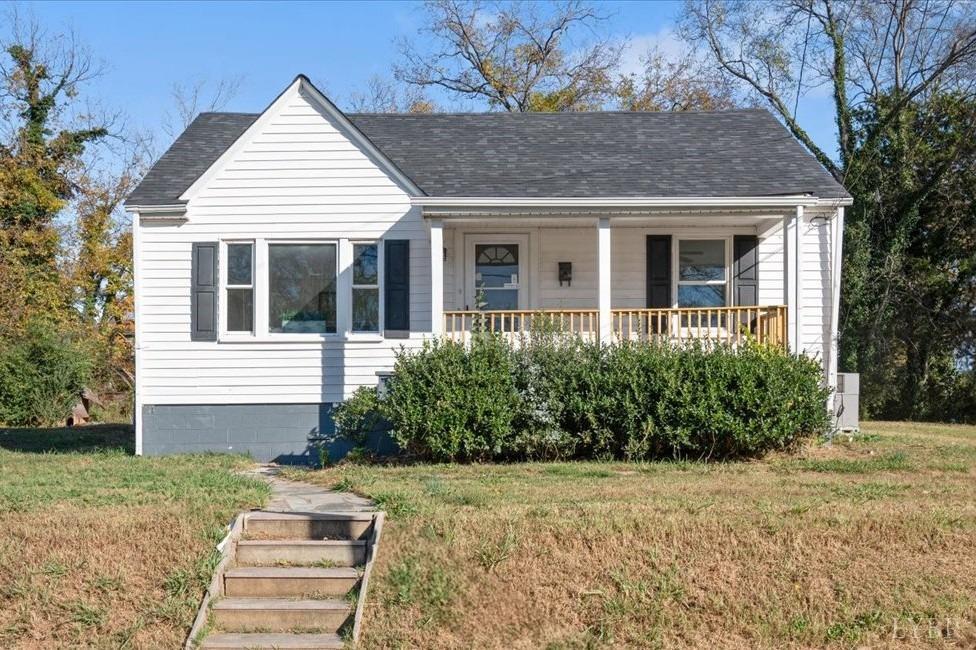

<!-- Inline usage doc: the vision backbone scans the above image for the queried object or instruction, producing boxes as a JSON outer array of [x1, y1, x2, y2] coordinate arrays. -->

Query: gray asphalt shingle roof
[[126, 108, 849, 207]]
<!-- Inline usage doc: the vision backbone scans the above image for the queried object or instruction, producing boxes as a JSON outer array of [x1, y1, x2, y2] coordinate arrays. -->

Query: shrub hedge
[[343, 334, 830, 463]]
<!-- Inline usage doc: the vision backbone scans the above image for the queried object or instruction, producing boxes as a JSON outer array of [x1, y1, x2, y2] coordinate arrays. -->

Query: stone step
[[224, 567, 359, 598], [244, 511, 373, 540], [235, 540, 366, 567], [201, 632, 343, 649], [211, 598, 352, 633]]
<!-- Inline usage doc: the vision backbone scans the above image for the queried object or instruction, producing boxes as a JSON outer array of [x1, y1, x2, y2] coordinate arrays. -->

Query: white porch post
[[784, 206, 802, 352], [597, 217, 612, 343], [429, 218, 444, 336]]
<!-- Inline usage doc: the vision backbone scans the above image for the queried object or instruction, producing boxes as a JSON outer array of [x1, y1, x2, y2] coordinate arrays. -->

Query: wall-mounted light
[[558, 262, 572, 287]]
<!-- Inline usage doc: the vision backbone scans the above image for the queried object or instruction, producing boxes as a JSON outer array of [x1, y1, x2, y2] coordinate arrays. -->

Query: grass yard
[[289, 422, 976, 649], [0, 425, 268, 649]]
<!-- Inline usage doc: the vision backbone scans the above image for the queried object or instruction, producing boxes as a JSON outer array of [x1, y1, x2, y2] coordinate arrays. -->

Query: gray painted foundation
[[141, 403, 396, 464]]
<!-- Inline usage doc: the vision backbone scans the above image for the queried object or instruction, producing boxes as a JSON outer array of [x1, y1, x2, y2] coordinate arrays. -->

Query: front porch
[[420, 198, 837, 352]]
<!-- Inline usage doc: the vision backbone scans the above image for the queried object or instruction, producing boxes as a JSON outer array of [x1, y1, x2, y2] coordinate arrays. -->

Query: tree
[[161, 75, 243, 139], [616, 47, 738, 112], [395, 0, 621, 112], [682, 0, 976, 420], [346, 74, 437, 113], [0, 15, 110, 336]]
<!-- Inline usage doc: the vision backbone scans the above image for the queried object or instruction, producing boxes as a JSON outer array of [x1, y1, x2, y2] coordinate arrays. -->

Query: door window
[[475, 244, 519, 310]]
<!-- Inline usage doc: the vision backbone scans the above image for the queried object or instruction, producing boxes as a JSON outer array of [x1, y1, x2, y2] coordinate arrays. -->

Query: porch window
[[226, 243, 254, 332], [677, 239, 727, 308], [352, 242, 379, 332], [268, 243, 337, 334]]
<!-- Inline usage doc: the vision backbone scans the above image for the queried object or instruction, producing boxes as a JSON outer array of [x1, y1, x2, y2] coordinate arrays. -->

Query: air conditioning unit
[[834, 373, 859, 432]]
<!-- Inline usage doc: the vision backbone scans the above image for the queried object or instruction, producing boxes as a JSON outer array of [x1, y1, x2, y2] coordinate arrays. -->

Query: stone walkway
[[246, 465, 375, 513]]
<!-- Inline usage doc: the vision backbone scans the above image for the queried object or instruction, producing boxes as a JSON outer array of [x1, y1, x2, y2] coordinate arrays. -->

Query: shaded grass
[[0, 425, 268, 648], [291, 421, 976, 649]]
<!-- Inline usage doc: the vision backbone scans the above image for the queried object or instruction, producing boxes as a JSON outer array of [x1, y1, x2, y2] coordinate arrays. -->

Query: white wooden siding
[[136, 81, 838, 409], [137, 85, 427, 406]]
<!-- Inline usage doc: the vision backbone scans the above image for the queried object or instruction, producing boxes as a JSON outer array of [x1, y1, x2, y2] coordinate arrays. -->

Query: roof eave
[[124, 203, 189, 220], [415, 195, 852, 216]]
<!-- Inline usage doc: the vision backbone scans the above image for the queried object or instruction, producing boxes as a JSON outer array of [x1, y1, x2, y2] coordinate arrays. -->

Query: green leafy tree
[[0, 23, 109, 336], [683, 0, 976, 419]]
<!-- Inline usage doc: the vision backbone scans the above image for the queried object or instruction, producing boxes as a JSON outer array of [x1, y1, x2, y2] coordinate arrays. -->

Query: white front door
[[465, 235, 529, 310]]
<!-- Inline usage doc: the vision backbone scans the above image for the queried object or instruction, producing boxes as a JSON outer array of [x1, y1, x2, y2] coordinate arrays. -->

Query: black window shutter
[[733, 235, 759, 306], [384, 239, 410, 333], [191, 242, 218, 341], [646, 235, 672, 308]]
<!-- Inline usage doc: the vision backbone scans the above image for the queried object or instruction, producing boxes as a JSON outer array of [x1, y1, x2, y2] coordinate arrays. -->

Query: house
[[125, 75, 852, 461]]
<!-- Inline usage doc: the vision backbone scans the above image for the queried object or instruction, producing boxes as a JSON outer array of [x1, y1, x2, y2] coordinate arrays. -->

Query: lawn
[[288, 421, 976, 649], [0, 425, 268, 649]]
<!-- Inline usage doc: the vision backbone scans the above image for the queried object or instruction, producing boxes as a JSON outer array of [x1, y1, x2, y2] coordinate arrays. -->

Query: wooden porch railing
[[443, 309, 600, 343], [442, 305, 787, 347], [612, 305, 787, 347]]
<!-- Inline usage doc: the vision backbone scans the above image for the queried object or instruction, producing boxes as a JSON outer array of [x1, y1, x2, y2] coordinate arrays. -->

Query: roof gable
[[126, 75, 422, 209]]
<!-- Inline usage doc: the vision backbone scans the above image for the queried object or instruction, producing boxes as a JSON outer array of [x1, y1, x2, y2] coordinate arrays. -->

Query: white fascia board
[[415, 195, 828, 212], [178, 75, 423, 204]]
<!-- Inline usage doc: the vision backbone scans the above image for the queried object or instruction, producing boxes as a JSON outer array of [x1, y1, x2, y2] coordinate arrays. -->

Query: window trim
[[216, 237, 388, 343], [672, 236, 732, 309], [350, 240, 382, 334], [219, 240, 255, 338]]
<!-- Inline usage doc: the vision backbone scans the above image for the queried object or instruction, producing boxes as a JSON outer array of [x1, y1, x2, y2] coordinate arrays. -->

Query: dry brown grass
[[0, 425, 267, 649], [290, 421, 976, 649]]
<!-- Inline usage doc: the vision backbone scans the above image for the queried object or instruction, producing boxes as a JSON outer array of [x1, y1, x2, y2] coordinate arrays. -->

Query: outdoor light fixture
[[558, 261, 572, 286]]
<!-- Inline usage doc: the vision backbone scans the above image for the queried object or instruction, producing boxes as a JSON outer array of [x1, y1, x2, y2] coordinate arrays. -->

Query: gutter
[[414, 195, 853, 215]]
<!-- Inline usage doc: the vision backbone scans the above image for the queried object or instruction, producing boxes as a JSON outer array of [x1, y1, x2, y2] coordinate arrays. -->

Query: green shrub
[[383, 336, 523, 462], [333, 386, 386, 444], [347, 335, 830, 463], [0, 320, 92, 426]]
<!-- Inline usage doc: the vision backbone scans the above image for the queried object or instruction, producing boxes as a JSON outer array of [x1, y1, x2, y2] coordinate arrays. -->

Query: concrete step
[[211, 598, 352, 633], [224, 567, 359, 598], [236, 540, 366, 567], [201, 632, 344, 649], [244, 511, 373, 540]]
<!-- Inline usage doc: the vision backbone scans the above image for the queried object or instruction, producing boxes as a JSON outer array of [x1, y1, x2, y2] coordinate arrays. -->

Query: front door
[[465, 235, 528, 310]]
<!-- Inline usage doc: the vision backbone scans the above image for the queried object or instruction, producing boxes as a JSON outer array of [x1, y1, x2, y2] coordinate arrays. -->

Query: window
[[475, 243, 519, 310], [677, 239, 727, 308], [269, 243, 337, 334], [352, 243, 379, 332], [226, 243, 253, 332]]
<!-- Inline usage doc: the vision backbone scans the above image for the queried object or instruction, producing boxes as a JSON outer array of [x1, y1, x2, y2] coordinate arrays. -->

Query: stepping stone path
[[197, 467, 378, 650]]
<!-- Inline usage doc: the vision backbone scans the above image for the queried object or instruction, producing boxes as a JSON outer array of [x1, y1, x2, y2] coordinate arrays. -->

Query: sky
[[19, 0, 838, 160]]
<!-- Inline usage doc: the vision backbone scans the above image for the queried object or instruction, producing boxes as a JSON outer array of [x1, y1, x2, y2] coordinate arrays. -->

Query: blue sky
[[22, 0, 838, 159]]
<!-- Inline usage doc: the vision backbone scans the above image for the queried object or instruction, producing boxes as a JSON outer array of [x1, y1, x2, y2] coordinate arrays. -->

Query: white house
[[125, 75, 852, 461]]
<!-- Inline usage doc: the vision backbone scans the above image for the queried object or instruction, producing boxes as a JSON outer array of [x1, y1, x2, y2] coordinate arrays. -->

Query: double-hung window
[[352, 242, 379, 332], [676, 239, 729, 329], [676, 239, 728, 308], [226, 243, 254, 333]]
